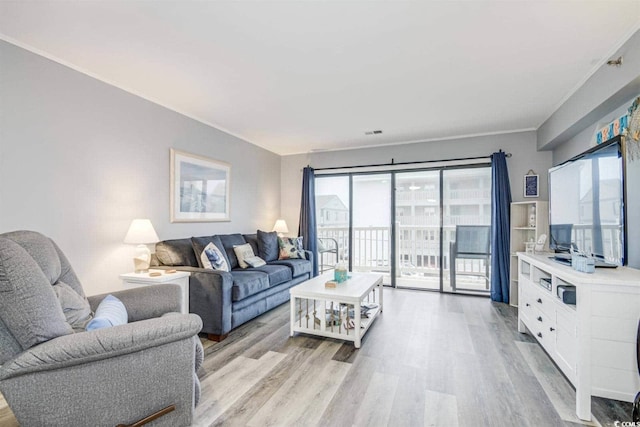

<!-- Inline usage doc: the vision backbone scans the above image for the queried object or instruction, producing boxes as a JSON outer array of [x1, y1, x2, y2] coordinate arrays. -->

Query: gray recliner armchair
[[0, 231, 203, 427]]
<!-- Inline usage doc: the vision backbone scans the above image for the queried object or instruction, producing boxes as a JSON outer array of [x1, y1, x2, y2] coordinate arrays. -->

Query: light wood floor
[[0, 288, 633, 426]]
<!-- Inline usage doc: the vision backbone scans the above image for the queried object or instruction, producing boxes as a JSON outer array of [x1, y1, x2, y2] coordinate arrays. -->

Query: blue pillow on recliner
[[85, 295, 128, 331]]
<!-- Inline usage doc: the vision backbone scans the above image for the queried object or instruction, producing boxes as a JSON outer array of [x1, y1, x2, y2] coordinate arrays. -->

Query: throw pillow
[[191, 236, 231, 269], [278, 236, 305, 260], [52, 281, 93, 331], [200, 242, 229, 272], [257, 230, 279, 262], [85, 295, 128, 331], [244, 256, 266, 268], [233, 243, 256, 269]]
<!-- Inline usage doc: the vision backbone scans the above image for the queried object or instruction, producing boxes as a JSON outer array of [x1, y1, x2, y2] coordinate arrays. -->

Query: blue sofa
[[153, 231, 313, 341]]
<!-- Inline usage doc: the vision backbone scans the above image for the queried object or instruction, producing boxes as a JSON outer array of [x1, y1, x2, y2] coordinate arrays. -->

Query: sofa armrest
[[0, 314, 202, 380], [88, 284, 183, 322], [156, 266, 234, 336]]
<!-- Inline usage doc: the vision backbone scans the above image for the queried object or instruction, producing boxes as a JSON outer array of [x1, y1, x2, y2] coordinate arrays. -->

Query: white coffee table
[[289, 272, 383, 348]]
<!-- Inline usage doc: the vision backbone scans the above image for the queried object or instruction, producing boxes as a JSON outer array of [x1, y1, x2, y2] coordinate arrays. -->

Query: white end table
[[120, 270, 190, 314]]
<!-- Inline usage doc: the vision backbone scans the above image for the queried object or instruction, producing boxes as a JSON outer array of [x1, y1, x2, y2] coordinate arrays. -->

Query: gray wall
[[0, 41, 281, 295], [281, 131, 552, 233]]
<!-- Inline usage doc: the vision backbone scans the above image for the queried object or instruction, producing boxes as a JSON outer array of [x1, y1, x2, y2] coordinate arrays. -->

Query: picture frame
[[524, 174, 539, 198], [170, 149, 231, 222]]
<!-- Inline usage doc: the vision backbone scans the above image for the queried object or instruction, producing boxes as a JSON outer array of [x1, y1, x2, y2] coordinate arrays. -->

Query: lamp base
[[133, 244, 151, 273]]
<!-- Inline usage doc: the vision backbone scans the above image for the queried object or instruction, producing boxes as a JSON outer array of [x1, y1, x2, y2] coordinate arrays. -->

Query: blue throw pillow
[[85, 295, 128, 331]]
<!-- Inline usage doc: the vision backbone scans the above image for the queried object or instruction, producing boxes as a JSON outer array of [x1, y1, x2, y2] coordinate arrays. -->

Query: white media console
[[517, 252, 640, 421]]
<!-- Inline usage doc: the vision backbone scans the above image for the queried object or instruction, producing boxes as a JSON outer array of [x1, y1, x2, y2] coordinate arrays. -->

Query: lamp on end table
[[124, 219, 159, 273], [272, 219, 289, 237]]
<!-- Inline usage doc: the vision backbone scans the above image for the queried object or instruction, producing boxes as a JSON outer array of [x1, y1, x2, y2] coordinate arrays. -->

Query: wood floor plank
[[246, 341, 350, 426], [423, 389, 459, 427], [319, 355, 379, 425], [352, 371, 399, 427], [515, 341, 601, 426], [208, 346, 315, 427], [193, 350, 287, 427]]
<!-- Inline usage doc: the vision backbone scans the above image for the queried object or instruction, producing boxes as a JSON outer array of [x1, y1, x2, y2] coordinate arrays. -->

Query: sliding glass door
[[315, 165, 491, 294], [441, 167, 492, 293], [352, 174, 392, 284], [395, 171, 441, 290]]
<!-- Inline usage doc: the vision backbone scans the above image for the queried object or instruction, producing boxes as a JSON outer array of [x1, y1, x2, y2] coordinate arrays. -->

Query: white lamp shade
[[272, 219, 289, 234], [123, 219, 159, 244]]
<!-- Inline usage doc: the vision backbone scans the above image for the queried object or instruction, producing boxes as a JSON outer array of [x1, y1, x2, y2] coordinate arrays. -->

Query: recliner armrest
[[88, 284, 183, 322], [0, 313, 202, 380]]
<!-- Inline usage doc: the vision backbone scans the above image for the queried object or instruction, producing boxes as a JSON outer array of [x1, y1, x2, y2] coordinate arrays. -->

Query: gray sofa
[[154, 231, 313, 341]]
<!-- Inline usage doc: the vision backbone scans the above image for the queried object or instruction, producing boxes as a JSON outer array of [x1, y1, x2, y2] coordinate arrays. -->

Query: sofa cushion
[[250, 264, 292, 287], [269, 259, 312, 278], [0, 237, 73, 350], [242, 234, 260, 258], [218, 234, 247, 269], [156, 238, 200, 267], [191, 236, 230, 269], [257, 230, 279, 262], [230, 270, 270, 301]]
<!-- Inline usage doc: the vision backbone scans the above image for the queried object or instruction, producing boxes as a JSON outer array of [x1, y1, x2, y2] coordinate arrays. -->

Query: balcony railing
[[317, 224, 490, 279]]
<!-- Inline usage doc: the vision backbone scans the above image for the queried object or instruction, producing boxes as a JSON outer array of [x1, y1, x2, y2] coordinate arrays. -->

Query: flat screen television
[[548, 136, 626, 267]]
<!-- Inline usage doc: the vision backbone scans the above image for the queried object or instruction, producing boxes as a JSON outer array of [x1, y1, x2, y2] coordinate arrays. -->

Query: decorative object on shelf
[[123, 219, 159, 273], [534, 234, 547, 252], [525, 239, 535, 254], [528, 204, 536, 227], [626, 96, 640, 161], [170, 149, 231, 222], [272, 219, 289, 237], [524, 170, 539, 198]]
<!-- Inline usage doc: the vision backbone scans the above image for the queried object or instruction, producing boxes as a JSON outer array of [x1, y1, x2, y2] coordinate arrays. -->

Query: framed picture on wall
[[524, 173, 539, 198], [170, 149, 231, 222]]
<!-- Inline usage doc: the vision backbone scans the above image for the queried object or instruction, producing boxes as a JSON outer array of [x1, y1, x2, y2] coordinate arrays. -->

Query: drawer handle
[[537, 332, 543, 338], [525, 303, 530, 307], [536, 298, 542, 304], [550, 327, 555, 332], [537, 316, 543, 322]]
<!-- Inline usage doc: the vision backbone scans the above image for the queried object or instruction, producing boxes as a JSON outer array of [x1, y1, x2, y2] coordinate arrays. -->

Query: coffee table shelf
[[289, 272, 383, 348]]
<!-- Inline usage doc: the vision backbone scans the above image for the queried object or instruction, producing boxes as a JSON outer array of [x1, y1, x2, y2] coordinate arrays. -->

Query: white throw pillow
[[233, 243, 257, 269], [200, 242, 229, 272]]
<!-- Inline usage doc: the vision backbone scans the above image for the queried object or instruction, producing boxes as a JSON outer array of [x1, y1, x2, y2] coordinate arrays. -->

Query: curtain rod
[[312, 151, 511, 172]]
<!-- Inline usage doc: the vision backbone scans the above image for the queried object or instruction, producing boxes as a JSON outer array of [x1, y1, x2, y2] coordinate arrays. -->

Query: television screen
[[548, 136, 625, 266]]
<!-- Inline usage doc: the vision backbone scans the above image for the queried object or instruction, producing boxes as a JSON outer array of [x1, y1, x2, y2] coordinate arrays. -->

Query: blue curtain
[[490, 151, 512, 303], [299, 167, 319, 277]]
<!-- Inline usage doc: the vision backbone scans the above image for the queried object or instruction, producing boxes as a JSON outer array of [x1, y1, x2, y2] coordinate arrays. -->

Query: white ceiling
[[1, 1, 639, 155]]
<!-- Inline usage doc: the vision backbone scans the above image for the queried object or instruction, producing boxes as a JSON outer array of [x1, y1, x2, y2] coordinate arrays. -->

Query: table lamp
[[272, 219, 289, 237], [123, 219, 159, 273]]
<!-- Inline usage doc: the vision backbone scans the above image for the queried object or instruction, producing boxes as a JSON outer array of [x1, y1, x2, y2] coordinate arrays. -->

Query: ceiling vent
[[365, 130, 383, 135]]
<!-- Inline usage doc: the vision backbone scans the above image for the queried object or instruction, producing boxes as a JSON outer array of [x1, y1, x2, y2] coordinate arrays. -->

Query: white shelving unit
[[509, 201, 548, 306]]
